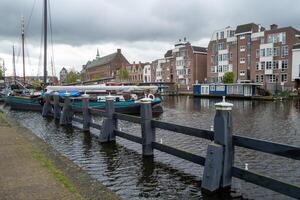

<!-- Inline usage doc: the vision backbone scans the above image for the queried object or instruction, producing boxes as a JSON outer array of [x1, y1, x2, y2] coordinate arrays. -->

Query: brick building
[[81, 49, 129, 81], [125, 62, 146, 83], [207, 23, 300, 92], [152, 39, 207, 90]]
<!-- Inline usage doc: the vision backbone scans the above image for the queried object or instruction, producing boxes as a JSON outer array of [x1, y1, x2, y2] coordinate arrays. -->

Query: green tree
[[117, 68, 130, 81], [31, 79, 43, 89], [64, 71, 80, 83], [223, 72, 234, 83], [0, 68, 3, 80]]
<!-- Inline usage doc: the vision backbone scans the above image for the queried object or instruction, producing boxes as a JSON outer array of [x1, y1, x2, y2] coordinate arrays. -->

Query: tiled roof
[[235, 23, 256, 34], [192, 46, 207, 53], [164, 50, 172, 57], [85, 52, 118, 69]]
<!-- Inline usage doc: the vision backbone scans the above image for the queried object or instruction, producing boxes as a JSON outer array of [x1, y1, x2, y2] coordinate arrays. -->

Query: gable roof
[[235, 23, 257, 34], [85, 52, 118, 69], [192, 46, 207, 53]]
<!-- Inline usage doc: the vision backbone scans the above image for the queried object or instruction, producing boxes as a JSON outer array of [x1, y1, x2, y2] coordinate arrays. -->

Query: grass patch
[[32, 149, 83, 200]]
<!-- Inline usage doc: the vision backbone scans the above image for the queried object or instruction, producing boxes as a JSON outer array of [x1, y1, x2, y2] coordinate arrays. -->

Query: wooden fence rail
[[42, 94, 300, 199]]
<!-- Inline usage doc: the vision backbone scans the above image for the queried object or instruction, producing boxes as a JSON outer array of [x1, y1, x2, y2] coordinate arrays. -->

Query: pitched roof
[[164, 50, 172, 57], [85, 52, 118, 69], [235, 23, 257, 34], [192, 46, 207, 53]]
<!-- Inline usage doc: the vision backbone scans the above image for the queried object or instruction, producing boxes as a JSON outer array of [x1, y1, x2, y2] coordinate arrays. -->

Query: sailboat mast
[[12, 45, 16, 83], [21, 16, 25, 83], [43, 0, 48, 84]]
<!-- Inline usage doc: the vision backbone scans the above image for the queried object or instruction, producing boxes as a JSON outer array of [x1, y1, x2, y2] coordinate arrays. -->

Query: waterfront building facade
[[143, 63, 152, 83], [152, 39, 207, 90], [125, 62, 146, 83], [81, 49, 129, 81], [207, 23, 300, 92]]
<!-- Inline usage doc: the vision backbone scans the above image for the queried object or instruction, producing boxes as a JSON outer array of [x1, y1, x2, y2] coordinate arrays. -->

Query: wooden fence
[[41, 94, 300, 199]]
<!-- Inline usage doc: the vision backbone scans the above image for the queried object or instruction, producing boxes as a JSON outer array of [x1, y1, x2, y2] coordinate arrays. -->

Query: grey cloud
[[0, 0, 300, 49]]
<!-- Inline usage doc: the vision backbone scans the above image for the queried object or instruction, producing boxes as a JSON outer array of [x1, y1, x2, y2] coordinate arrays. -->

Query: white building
[[143, 64, 151, 83]]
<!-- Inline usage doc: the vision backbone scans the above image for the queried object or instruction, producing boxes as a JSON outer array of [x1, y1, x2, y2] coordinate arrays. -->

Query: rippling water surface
[[3, 96, 300, 200]]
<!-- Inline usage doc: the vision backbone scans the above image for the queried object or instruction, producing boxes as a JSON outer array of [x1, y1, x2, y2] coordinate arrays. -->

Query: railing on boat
[[41, 94, 300, 199]]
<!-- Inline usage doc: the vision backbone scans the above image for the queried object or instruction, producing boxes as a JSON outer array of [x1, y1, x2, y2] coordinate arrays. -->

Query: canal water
[[2, 96, 300, 200]]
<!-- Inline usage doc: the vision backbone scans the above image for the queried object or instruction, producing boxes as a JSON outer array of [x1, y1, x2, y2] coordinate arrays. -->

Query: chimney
[[117, 48, 121, 53], [270, 24, 278, 30]]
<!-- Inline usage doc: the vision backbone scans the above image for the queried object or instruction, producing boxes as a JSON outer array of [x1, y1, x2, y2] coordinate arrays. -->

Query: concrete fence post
[[99, 97, 117, 142], [53, 92, 61, 119], [42, 94, 52, 117], [202, 96, 233, 192], [59, 94, 73, 125], [82, 94, 91, 132], [141, 102, 155, 156]]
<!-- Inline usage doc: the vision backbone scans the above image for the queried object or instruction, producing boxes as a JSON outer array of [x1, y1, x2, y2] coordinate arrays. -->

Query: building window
[[256, 49, 260, 58], [240, 70, 246, 76], [273, 61, 279, 69], [216, 32, 219, 40], [267, 75, 276, 83], [211, 67, 216, 73], [240, 46, 246, 52], [260, 49, 266, 57], [260, 37, 265, 44], [266, 61, 272, 69], [256, 75, 259, 82], [260, 75, 264, 83], [218, 55, 222, 61], [273, 47, 280, 56], [266, 48, 273, 56], [218, 65, 222, 72], [223, 54, 228, 61], [240, 58, 245, 64], [220, 31, 224, 39], [230, 52, 233, 61], [281, 45, 288, 56], [281, 60, 288, 69], [256, 62, 260, 70], [223, 65, 228, 72], [261, 61, 265, 70], [240, 34, 245, 40], [218, 42, 225, 50], [281, 74, 287, 82]]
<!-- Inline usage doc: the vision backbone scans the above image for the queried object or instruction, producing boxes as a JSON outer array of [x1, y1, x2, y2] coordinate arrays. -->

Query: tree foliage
[[64, 71, 80, 83], [0, 68, 3, 80], [31, 79, 43, 89], [223, 72, 234, 83], [117, 68, 130, 81]]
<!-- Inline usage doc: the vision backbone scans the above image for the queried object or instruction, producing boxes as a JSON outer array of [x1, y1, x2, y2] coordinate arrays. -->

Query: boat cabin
[[193, 83, 262, 97]]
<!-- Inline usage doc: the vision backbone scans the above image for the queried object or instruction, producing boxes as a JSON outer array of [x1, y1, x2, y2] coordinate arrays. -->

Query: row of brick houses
[[79, 39, 207, 91], [76, 23, 300, 93], [207, 23, 300, 92]]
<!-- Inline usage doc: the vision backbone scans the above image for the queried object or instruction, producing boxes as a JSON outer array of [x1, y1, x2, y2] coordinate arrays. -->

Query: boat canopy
[[46, 85, 158, 92]]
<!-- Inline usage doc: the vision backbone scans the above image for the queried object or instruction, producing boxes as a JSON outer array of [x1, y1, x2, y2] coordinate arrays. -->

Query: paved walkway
[[0, 113, 82, 200]]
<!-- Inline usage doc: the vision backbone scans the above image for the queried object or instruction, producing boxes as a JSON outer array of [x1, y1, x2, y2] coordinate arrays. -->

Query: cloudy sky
[[0, 0, 300, 77]]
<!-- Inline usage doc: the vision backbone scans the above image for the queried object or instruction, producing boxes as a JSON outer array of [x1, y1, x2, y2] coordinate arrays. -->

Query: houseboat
[[193, 83, 263, 98]]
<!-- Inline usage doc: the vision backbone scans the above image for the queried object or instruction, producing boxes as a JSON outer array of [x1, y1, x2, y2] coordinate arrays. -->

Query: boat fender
[[148, 93, 155, 100]]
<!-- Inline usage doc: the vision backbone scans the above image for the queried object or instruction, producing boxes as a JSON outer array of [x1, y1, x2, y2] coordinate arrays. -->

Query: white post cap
[[215, 96, 233, 110]]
